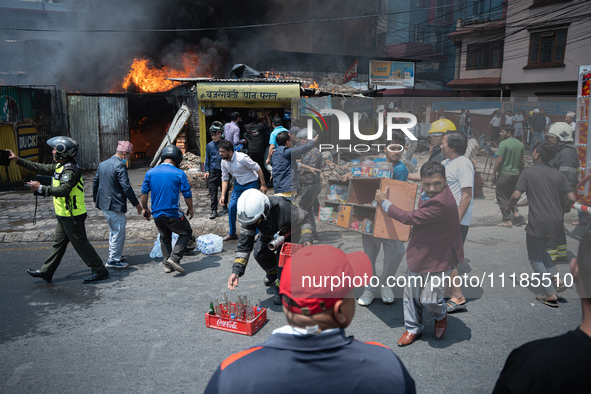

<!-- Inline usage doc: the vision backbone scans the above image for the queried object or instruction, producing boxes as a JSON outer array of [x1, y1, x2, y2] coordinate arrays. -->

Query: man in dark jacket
[[271, 130, 317, 199], [93, 141, 142, 268], [227, 189, 313, 304], [207, 244, 416, 394], [375, 161, 464, 346], [529, 108, 546, 154], [546, 122, 580, 262], [244, 112, 271, 185]]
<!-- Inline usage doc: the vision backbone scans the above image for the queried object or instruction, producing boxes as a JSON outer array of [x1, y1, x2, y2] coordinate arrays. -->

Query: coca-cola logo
[[217, 319, 238, 329]]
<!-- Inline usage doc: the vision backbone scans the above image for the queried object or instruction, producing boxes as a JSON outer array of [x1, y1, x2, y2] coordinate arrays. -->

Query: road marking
[[0, 243, 152, 252]]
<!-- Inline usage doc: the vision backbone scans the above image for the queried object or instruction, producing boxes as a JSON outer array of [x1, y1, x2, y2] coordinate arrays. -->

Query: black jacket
[[232, 196, 313, 276], [549, 143, 579, 190]]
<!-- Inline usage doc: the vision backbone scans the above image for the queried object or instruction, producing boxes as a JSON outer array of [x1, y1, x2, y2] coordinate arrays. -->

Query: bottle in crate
[[197, 233, 223, 254]]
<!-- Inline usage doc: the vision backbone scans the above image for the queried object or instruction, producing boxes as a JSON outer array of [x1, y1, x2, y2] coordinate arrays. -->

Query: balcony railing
[[461, 10, 504, 27]]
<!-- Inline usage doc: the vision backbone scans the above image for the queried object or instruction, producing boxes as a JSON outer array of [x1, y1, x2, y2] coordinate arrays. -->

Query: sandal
[[497, 223, 512, 228], [535, 294, 558, 308], [445, 300, 467, 313]]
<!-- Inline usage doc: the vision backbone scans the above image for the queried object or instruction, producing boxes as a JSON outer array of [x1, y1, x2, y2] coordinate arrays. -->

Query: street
[[0, 224, 585, 393]]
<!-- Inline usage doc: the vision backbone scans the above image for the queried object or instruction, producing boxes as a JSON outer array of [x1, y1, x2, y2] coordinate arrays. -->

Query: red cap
[[279, 245, 372, 316], [117, 141, 133, 154]]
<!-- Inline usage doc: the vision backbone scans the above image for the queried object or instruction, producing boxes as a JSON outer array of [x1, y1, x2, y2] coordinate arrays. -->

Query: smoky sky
[[0, 0, 362, 92]]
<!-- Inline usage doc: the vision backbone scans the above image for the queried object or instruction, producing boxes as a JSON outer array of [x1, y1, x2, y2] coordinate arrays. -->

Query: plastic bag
[[149, 233, 179, 258]]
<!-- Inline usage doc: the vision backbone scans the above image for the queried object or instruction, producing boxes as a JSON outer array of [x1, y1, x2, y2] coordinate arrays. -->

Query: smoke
[[0, 0, 363, 92]]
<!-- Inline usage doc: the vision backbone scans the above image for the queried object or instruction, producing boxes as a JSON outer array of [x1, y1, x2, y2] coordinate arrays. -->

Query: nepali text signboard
[[196, 83, 300, 102], [369, 61, 415, 87]]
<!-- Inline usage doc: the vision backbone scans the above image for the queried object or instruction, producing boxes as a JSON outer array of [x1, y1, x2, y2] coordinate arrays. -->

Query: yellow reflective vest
[[52, 164, 86, 217]]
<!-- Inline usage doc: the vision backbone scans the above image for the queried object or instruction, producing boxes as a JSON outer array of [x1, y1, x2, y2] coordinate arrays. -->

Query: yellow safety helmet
[[428, 119, 456, 135]]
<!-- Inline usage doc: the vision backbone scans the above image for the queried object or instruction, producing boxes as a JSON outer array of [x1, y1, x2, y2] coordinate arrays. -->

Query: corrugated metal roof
[[167, 78, 303, 84]]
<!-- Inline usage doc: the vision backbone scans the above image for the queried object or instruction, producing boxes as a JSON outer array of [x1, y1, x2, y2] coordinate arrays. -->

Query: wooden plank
[[373, 178, 417, 242], [150, 103, 192, 167], [336, 205, 352, 228]]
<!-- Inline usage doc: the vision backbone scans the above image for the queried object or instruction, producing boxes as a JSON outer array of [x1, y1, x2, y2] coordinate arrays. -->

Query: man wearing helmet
[[7, 137, 110, 283], [141, 145, 194, 274], [407, 118, 455, 182], [546, 122, 581, 262], [227, 189, 313, 305]]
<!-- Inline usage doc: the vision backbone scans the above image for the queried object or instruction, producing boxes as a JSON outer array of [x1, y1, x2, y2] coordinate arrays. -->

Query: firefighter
[[546, 122, 580, 262], [227, 189, 313, 304], [7, 137, 110, 283]]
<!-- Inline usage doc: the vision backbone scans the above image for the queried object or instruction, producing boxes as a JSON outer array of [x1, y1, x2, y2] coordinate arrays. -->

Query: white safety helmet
[[548, 122, 573, 142], [237, 189, 270, 225]]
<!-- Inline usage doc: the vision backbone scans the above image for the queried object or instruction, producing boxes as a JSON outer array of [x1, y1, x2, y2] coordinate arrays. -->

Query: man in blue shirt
[[204, 123, 228, 219], [265, 116, 289, 166], [205, 245, 416, 394], [141, 145, 194, 275]]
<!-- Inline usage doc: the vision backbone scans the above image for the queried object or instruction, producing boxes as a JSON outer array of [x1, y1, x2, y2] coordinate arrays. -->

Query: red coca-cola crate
[[278, 242, 304, 267], [205, 303, 267, 336]]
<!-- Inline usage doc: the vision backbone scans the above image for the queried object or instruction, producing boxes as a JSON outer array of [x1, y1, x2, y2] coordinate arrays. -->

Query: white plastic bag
[[149, 233, 179, 258]]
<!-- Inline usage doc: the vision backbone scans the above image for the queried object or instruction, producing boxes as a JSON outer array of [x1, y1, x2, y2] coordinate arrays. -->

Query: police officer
[[7, 137, 110, 283], [227, 189, 313, 304]]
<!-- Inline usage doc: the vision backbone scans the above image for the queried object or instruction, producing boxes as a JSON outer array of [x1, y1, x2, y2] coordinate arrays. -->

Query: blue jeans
[[530, 131, 545, 154], [228, 180, 259, 236], [526, 233, 558, 295]]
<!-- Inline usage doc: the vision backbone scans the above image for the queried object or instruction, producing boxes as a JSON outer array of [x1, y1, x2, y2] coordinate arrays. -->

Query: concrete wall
[[502, 0, 591, 88]]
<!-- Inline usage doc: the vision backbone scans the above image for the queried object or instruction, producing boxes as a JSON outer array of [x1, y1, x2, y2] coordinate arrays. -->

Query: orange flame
[[307, 81, 319, 89], [121, 53, 209, 93]]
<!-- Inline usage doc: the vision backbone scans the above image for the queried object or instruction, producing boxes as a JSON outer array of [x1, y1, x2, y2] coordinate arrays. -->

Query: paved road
[[0, 225, 586, 393]]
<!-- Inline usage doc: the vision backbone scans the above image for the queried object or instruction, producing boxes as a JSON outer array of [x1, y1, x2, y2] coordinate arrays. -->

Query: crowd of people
[[5, 102, 590, 392]]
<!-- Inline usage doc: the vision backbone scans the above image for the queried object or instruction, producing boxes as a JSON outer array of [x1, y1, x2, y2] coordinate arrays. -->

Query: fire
[[307, 81, 319, 89], [121, 53, 207, 93]]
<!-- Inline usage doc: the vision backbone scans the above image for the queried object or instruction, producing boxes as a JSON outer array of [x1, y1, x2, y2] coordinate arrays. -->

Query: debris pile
[[180, 152, 201, 170]]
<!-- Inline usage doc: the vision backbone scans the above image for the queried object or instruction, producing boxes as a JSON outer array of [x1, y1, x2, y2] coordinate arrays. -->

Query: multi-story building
[[501, 0, 591, 97]]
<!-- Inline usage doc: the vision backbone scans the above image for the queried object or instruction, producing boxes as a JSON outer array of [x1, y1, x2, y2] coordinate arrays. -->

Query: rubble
[[180, 152, 201, 170], [179, 152, 208, 189]]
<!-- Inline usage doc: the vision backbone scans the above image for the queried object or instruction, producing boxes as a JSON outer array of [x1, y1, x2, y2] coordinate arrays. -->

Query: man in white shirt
[[441, 132, 474, 313], [512, 110, 525, 142], [489, 112, 502, 142], [219, 140, 267, 241], [565, 111, 576, 133], [504, 110, 514, 126]]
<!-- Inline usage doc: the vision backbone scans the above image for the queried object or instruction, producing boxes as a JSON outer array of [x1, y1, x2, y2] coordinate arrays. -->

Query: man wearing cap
[[93, 141, 143, 268], [7, 138, 110, 283], [204, 124, 229, 219], [375, 161, 464, 346], [207, 245, 416, 394]]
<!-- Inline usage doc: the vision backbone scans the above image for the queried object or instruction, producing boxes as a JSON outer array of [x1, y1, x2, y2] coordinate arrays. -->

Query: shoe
[[223, 234, 238, 242], [397, 331, 421, 347], [164, 258, 185, 274], [209, 210, 218, 219], [272, 293, 282, 305], [163, 264, 173, 273], [435, 316, 447, 339], [445, 300, 467, 313], [221, 207, 228, 215], [264, 273, 278, 287], [83, 270, 110, 283], [381, 286, 395, 304], [358, 290, 375, 306], [106, 260, 129, 268], [26, 269, 52, 283]]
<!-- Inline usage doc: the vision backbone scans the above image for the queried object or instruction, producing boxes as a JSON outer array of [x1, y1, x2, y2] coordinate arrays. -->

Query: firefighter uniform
[[17, 158, 107, 280], [232, 196, 313, 281]]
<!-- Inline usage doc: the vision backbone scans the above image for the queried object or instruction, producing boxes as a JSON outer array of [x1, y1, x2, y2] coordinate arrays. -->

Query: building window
[[457, 0, 468, 13], [466, 41, 504, 70], [415, 0, 427, 8], [414, 27, 425, 43], [528, 29, 567, 65], [434, 0, 446, 20]]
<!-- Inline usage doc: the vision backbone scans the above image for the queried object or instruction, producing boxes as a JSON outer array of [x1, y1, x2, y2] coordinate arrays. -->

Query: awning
[[196, 83, 300, 102]]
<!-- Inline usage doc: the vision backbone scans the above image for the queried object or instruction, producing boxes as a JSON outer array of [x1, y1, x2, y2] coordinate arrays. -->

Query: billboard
[[369, 61, 415, 87]]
